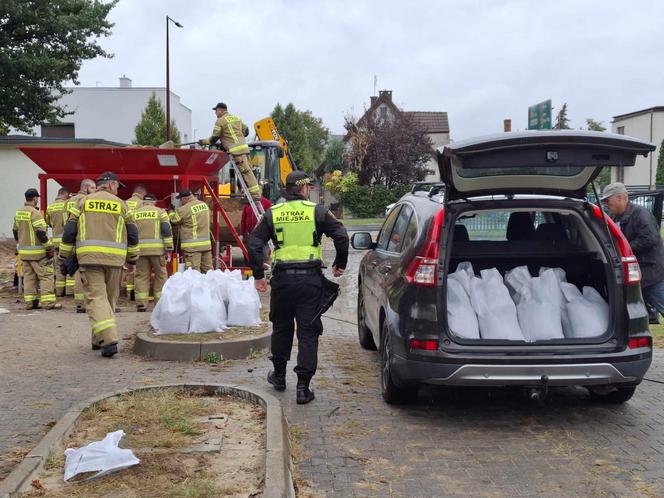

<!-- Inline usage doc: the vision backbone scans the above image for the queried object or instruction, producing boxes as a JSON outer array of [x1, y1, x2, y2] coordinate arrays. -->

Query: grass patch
[[342, 218, 385, 226], [650, 323, 664, 348], [204, 352, 222, 364]]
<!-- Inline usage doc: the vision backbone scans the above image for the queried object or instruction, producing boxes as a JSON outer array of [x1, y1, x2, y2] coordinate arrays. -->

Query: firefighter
[[13, 188, 61, 310], [134, 193, 173, 312], [169, 189, 213, 272], [45, 187, 70, 297], [59, 172, 139, 357], [247, 171, 348, 404], [198, 102, 261, 200], [124, 184, 146, 300], [66, 178, 96, 310]]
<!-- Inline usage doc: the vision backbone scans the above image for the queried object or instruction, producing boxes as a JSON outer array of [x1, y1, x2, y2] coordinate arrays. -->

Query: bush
[[339, 184, 411, 218]]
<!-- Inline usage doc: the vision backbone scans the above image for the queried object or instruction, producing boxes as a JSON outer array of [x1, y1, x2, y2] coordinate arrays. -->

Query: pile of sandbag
[[150, 269, 262, 335], [447, 262, 609, 341]]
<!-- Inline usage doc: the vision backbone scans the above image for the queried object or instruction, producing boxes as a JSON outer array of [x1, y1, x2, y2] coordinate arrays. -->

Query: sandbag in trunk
[[447, 262, 479, 339], [560, 283, 609, 338], [515, 269, 564, 342], [470, 268, 525, 341]]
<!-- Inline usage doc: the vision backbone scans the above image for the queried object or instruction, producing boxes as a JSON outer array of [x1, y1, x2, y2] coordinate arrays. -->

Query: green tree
[[0, 0, 118, 133], [586, 119, 611, 188], [132, 92, 180, 146], [554, 103, 571, 129], [322, 138, 345, 174], [271, 103, 329, 173], [656, 138, 664, 186]]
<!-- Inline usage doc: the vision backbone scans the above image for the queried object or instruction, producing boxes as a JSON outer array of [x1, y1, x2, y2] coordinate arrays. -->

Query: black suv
[[352, 131, 656, 404]]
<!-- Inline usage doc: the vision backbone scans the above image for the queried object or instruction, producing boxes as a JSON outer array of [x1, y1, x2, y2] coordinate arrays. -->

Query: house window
[[41, 123, 75, 138], [617, 126, 625, 135]]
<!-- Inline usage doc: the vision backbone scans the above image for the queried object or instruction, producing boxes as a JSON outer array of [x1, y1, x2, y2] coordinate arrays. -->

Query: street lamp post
[[166, 15, 183, 142]]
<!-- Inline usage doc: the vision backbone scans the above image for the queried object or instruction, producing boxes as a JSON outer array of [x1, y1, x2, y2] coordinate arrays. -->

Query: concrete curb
[[0, 383, 295, 498], [133, 331, 271, 362]]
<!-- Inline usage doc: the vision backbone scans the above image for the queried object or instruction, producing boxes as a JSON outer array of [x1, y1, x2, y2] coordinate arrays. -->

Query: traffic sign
[[528, 100, 552, 130]]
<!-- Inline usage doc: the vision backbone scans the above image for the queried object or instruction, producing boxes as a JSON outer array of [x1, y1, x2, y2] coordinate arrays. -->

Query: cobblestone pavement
[[1, 243, 664, 497]]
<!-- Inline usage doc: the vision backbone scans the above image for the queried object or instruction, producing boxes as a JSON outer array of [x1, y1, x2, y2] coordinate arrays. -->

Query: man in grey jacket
[[601, 182, 664, 316]]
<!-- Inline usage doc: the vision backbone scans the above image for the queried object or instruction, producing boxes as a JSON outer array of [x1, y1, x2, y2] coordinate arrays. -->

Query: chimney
[[378, 90, 392, 101], [503, 119, 512, 132], [370, 96, 377, 105], [119, 75, 132, 88]]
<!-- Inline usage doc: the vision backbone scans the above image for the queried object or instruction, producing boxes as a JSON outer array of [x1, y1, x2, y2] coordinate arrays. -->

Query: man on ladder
[[198, 102, 262, 201]]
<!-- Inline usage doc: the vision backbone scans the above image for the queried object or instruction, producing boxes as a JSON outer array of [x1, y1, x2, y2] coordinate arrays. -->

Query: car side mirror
[[351, 232, 374, 250]]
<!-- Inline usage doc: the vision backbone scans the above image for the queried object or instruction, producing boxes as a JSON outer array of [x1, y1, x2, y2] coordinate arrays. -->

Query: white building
[[42, 76, 192, 144], [611, 107, 664, 187]]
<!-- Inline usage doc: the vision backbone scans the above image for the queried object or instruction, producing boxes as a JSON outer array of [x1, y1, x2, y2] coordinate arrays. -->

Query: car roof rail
[[427, 183, 446, 198], [410, 181, 445, 194]]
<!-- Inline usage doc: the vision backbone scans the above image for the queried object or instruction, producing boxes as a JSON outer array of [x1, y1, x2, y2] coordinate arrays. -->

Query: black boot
[[76, 304, 86, 313], [101, 343, 118, 358], [91, 344, 101, 351], [296, 383, 315, 405], [267, 370, 286, 392]]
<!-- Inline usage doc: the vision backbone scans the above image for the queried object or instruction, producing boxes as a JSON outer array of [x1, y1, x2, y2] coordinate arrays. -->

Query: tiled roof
[[406, 112, 449, 133]]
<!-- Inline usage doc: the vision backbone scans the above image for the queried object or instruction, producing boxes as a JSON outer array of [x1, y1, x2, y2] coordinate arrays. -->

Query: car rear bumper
[[392, 354, 652, 387]]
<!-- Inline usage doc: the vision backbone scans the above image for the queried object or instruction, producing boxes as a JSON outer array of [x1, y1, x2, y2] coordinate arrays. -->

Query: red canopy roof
[[19, 146, 230, 201]]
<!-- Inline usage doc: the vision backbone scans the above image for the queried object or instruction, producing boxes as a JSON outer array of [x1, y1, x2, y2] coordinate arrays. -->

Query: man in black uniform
[[248, 171, 349, 404]]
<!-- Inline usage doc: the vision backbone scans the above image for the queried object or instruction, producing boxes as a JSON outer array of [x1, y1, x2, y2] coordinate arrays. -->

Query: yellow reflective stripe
[[169, 211, 181, 223], [76, 246, 127, 256], [79, 213, 86, 240], [68, 205, 81, 217], [55, 282, 66, 288], [138, 242, 165, 249], [52, 237, 62, 243], [24, 294, 37, 301], [226, 120, 238, 142], [229, 144, 250, 154], [127, 246, 139, 255], [33, 220, 47, 229], [116, 216, 124, 243], [163, 237, 173, 245], [74, 293, 84, 300], [40, 294, 56, 302], [92, 318, 116, 334], [181, 240, 211, 248], [18, 248, 46, 255], [135, 292, 149, 299]]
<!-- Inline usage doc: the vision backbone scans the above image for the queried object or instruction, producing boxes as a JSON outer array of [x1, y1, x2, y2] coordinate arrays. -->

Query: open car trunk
[[442, 203, 618, 346]]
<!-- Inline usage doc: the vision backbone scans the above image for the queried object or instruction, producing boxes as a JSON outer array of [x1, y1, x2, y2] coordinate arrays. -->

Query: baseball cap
[[96, 171, 126, 188], [176, 189, 192, 199], [143, 193, 157, 201], [285, 171, 312, 187], [24, 188, 40, 200], [212, 102, 227, 110], [600, 182, 628, 201]]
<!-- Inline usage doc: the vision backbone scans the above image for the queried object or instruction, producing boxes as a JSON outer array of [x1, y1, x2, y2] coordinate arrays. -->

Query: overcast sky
[[76, 0, 664, 141]]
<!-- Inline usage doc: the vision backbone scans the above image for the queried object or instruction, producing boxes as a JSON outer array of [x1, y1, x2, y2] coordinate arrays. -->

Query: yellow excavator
[[218, 117, 298, 203]]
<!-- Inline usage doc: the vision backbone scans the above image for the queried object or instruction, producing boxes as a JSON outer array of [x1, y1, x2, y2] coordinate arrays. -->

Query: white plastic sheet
[[447, 262, 480, 339], [561, 283, 609, 338], [227, 277, 262, 327], [64, 430, 139, 482], [470, 268, 526, 341]]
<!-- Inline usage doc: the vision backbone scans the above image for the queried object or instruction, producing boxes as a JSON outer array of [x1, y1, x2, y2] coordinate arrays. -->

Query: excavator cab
[[218, 140, 288, 204]]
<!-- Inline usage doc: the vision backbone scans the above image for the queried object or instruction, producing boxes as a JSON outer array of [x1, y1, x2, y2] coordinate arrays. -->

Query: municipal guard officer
[[60, 172, 139, 357], [124, 184, 146, 299], [66, 178, 97, 310], [169, 189, 213, 272], [45, 187, 70, 297], [13, 188, 61, 310], [198, 102, 262, 200], [248, 171, 348, 404], [134, 193, 173, 311]]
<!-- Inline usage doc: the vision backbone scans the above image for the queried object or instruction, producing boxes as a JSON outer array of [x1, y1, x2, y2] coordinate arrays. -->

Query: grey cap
[[600, 182, 628, 200]]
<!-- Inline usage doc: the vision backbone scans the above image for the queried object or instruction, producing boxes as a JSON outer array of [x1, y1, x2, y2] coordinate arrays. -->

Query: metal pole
[[166, 15, 171, 142]]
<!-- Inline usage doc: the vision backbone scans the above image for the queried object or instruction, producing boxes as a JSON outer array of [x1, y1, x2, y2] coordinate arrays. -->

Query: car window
[[401, 209, 419, 251], [386, 205, 413, 253], [377, 205, 402, 250], [456, 210, 565, 241]]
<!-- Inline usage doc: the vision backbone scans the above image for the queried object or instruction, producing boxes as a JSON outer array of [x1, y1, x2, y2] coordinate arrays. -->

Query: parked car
[[351, 130, 656, 404]]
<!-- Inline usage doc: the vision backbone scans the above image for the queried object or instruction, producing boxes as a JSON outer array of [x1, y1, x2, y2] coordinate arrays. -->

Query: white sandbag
[[539, 266, 567, 282], [449, 261, 475, 295], [64, 430, 139, 482], [470, 268, 526, 341], [504, 266, 532, 302], [560, 283, 609, 338], [189, 280, 226, 333], [150, 272, 191, 334], [205, 269, 242, 305], [447, 275, 480, 340], [516, 270, 564, 341], [227, 277, 262, 326]]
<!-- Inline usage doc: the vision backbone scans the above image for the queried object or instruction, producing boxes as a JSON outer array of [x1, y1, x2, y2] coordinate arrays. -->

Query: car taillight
[[405, 208, 444, 287], [410, 339, 439, 350], [628, 337, 651, 349], [592, 204, 641, 285]]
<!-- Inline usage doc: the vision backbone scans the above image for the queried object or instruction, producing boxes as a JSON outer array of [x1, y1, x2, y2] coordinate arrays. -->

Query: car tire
[[357, 287, 377, 350], [380, 321, 417, 404], [588, 385, 637, 404]]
